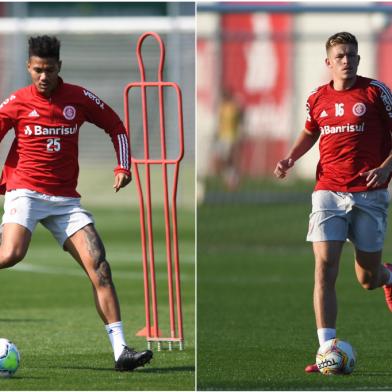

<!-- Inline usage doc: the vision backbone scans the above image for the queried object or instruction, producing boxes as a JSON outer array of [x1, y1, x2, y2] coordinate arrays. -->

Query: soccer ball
[[0, 339, 20, 378], [316, 338, 356, 375]]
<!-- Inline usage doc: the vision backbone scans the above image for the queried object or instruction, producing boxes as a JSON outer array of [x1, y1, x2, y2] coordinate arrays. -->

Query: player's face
[[325, 44, 360, 82], [27, 56, 62, 97]]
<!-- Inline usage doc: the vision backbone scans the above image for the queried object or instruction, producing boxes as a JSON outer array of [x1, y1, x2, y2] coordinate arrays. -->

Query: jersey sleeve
[[82, 89, 131, 175], [370, 80, 392, 131], [0, 94, 17, 143], [304, 90, 320, 134], [0, 94, 18, 194]]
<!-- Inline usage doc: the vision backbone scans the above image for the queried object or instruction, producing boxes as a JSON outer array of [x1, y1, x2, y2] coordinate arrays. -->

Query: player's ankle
[[317, 328, 336, 345], [384, 263, 392, 285]]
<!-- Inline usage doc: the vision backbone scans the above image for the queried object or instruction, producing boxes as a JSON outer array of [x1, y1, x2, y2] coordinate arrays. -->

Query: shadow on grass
[[57, 365, 195, 373], [56, 366, 113, 372], [137, 366, 195, 374]]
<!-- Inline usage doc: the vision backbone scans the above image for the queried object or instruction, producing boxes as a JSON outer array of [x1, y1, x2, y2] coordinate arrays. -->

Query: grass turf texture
[[198, 181, 392, 390], [0, 206, 195, 390]]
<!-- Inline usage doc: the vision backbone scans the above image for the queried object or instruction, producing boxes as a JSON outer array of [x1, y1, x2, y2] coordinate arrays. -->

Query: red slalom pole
[[124, 32, 185, 351]]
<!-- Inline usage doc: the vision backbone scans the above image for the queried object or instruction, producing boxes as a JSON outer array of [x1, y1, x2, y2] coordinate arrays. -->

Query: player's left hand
[[360, 167, 390, 188], [113, 172, 132, 192]]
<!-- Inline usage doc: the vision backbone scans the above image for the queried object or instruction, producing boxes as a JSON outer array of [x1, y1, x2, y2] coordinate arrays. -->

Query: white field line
[[9, 263, 194, 281], [198, 275, 299, 285], [199, 273, 358, 286], [200, 244, 311, 255], [26, 250, 195, 264]]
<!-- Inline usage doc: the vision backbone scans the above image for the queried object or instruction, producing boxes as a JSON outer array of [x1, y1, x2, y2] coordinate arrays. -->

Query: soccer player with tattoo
[[0, 35, 152, 371], [274, 32, 392, 373]]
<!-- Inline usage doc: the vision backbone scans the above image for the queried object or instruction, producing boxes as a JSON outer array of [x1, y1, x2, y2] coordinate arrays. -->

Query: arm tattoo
[[84, 225, 113, 287]]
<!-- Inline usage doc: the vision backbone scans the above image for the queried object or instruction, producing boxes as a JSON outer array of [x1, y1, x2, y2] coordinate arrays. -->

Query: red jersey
[[0, 78, 130, 197], [305, 75, 392, 192]]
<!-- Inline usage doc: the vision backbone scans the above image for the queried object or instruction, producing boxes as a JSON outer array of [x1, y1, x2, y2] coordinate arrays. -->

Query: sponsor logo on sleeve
[[83, 89, 105, 110], [0, 95, 16, 110], [306, 103, 312, 122], [370, 80, 392, 118], [380, 91, 392, 118]]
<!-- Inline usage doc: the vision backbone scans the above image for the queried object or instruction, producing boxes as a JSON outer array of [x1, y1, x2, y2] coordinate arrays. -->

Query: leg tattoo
[[84, 226, 113, 287]]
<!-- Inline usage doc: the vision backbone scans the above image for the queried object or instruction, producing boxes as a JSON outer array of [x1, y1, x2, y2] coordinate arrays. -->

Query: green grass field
[[198, 181, 392, 390], [0, 205, 195, 390]]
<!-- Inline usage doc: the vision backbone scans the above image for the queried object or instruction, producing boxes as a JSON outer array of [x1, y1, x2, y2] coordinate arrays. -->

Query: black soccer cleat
[[115, 346, 153, 371]]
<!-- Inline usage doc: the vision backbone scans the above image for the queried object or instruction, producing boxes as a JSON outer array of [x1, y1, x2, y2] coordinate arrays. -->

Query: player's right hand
[[274, 158, 294, 179]]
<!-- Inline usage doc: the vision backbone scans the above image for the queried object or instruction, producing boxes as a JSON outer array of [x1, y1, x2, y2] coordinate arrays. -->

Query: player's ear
[[325, 57, 331, 68], [357, 55, 360, 64], [58, 60, 62, 72]]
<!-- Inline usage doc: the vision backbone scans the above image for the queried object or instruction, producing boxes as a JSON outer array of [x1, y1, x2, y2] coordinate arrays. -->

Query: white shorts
[[307, 190, 389, 252], [2, 189, 94, 247]]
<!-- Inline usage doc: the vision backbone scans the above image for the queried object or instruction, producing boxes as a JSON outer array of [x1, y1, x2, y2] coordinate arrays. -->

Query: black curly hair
[[28, 35, 61, 60]]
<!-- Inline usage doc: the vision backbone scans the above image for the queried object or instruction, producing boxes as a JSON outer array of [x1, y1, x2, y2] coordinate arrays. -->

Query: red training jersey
[[0, 77, 130, 197], [305, 75, 392, 192]]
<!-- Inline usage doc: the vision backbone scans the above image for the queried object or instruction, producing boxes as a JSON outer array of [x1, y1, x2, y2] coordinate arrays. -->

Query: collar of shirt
[[30, 77, 64, 100], [327, 75, 362, 94]]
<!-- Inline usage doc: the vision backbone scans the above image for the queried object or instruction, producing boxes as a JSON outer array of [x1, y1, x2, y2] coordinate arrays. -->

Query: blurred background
[[197, 1, 392, 203], [0, 1, 195, 208], [197, 3, 392, 390], [0, 3, 195, 390]]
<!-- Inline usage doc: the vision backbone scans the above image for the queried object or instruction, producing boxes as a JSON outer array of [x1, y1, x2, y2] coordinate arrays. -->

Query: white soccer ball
[[0, 338, 20, 378], [316, 338, 356, 375]]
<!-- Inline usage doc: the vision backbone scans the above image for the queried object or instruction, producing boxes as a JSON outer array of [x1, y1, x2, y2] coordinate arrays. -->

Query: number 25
[[47, 138, 61, 152]]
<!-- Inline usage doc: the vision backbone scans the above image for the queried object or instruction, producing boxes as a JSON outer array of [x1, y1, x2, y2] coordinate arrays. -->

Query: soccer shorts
[[307, 189, 390, 252], [1, 189, 94, 247]]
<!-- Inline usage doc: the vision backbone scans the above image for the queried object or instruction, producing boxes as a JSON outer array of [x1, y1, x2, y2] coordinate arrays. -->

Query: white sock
[[105, 321, 127, 361], [317, 328, 336, 346]]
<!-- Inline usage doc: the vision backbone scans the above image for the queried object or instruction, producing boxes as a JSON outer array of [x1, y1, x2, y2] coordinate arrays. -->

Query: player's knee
[[358, 276, 378, 290], [94, 259, 114, 287], [315, 260, 339, 286], [360, 282, 377, 290], [0, 247, 25, 268]]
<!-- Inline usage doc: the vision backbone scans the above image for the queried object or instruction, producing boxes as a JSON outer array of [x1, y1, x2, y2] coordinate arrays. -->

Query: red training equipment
[[123, 32, 185, 351]]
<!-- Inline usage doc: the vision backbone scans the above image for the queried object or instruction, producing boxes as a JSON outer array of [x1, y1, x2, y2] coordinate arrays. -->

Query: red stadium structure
[[124, 32, 184, 351]]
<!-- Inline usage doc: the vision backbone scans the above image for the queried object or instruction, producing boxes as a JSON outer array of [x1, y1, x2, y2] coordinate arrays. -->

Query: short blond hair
[[325, 32, 358, 53]]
